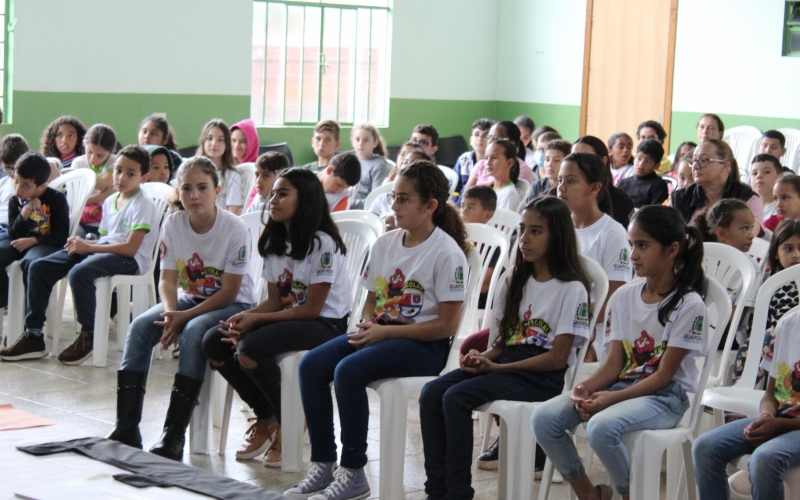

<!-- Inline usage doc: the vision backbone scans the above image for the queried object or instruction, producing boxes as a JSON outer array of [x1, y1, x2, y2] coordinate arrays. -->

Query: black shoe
[[149, 373, 203, 461], [476, 437, 499, 470], [0, 331, 47, 361], [107, 370, 148, 449]]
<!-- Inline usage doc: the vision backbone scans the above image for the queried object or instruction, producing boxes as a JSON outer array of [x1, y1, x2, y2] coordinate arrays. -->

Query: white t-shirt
[[160, 208, 256, 304], [368, 194, 393, 218], [496, 183, 520, 211], [576, 214, 632, 283], [361, 227, 468, 325], [610, 165, 633, 185], [490, 272, 590, 367], [761, 309, 800, 418], [602, 279, 708, 393], [763, 201, 777, 220], [263, 231, 351, 319], [246, 195, 267, 215], [98, 189, 158, 274], [216, 168, 244, 211], [724, 253, 759, 305], [72, 154, 117, 176], [325, 191, 349, 212], [0, 176, 14, 226]]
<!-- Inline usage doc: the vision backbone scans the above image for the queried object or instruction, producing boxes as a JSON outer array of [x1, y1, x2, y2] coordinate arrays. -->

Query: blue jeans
[[25, 249, 139, 333], [0, 239, 60, 309], [420, 344, 566, 500], [531, 379, 689, 497], [298, 334, 450, 469], [693, 417, 800, 500], [120, 297, 252, 381]]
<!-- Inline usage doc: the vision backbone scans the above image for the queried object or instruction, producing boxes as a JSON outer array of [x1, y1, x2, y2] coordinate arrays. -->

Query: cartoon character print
[[374, 270, 425, 324], [506, 304, 551, 346], [776, 360, 800, 418], [633, 330, 656, 367], [28, 204, 52, 235], [620, 330, 664, 380], [183, 253, 206, 294], [277, 268, 294, 309], [388, 269, 405, 298], [178, 253, 222, 297]]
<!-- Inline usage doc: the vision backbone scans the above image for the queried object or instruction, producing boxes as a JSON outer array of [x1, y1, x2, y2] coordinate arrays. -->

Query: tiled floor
[[0, 298, 641, 499]]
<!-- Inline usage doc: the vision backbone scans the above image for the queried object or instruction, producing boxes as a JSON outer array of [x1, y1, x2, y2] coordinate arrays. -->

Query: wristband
[[759, 411, 774, 419]]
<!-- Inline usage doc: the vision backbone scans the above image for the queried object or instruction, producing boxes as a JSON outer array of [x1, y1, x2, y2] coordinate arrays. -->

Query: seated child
[[302, 119, 341, 173], [196, 119, 244, 215], [532, 130, 562, 175], [527, 139, 572, 203], [40, 115, 87, 169], [386, 141, 420, 184], [758, 130, 788, 164], [485, 140, 521, 211], [0, 147, 157, 364], [636, 120, 672, 174], [411, 123, 440, 158], [453, 119, 493, 205], [317, 153, 361, 212], [143, 145, 175, 184], [617, 139, 669, 208], [350, 123, 390, 209], [460, 185, 497, 308], [530, 125, 559, 168], [247, 151, 290, 214], [0, 152, 70, 356], [764, 174, 800, 232], [0, 135, 30, 239], [676, 152, 695, 190], [71, 124, 119, 236], [514, 115, 536, 166], [749, 154, 782, 219]]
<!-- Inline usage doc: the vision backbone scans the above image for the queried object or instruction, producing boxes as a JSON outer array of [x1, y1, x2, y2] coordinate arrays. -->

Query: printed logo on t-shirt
[[374, 268, 425, 324], [177, 253, 223, 298], [451, 266, 465, 291], [507, 304, 552, 346], [118, 217, 131, 234], [28, 204, 52, 235], [613, 248, 630, 272], [276, 268, 308, 309], [318, 252, 334, 277], [232, 246, 247, 269], [620, 330, 667, 380], [575, 302, 590, 329], [683, 316, 704, 344], [775, 359, 800, 418]]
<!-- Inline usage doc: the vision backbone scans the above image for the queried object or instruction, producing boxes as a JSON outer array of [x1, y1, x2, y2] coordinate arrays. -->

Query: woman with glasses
[[670, 139, 763, 228]]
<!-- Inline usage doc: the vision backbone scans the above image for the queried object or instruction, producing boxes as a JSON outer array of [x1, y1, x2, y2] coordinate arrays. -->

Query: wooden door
[[580, 0, 678, 152]]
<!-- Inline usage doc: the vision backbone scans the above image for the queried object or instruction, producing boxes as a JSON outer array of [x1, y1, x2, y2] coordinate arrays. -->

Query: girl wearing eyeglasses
[[286, 160, 470, 500], [670, 139, 763, 228]]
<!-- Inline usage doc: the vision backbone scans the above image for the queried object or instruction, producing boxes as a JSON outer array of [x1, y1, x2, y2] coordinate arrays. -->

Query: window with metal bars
[[250, 0, 391, 127], [785, 0, 800, 56], [1, 0, 13, 123]]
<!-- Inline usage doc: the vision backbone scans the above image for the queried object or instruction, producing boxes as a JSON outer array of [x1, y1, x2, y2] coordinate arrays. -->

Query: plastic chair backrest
[[140, 182, 177, 275], [736, 265, 800, 389], [239, 212, 268, 301], [330, 210, 384, 237], [48, 169, 97, 237], [487, 208, 521, 242], [335, 219, 378, 330], [747, 237, 770, 275], [514, 179, 531, 212], [722, 126, 761, 180], [660, 174, 677, 190], [702, 242, 758, 385], [438, 165, 459, 194], [441, 247, 483, 369], [465, 223, 509, 332], [778, 128, 800, 173], [237, 163, 256, 208], [363, 181, 394, 213]]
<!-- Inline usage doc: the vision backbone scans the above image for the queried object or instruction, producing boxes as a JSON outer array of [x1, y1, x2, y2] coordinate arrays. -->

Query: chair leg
[[188, 369, 213, 454], [374, 381, 412, 500], [92, 280, 112, 368], [115, 284, 131, 352], [6, 263, 25, 346], [682, 441, 698, 500], [279, 352, 307, 473], [480, 411, 494, 451], [218, 382, 234, 455]]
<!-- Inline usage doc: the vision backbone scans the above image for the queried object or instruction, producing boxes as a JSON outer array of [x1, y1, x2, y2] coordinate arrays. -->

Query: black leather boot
[[106, 370, 148, 449], [149, 373, 203, 461]]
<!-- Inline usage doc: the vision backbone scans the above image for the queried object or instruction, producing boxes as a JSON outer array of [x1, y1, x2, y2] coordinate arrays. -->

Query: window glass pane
[[250, 2, 267, 124], [284, 6, 305, 123], [368, 8, 387, 124], [320, 8, 341, 121], [301, 7, 321, 123], [326, 0, 388, 7], [339, 9, 357, 123], [263, 3, 287, 125], [352, 8, 371, 124]]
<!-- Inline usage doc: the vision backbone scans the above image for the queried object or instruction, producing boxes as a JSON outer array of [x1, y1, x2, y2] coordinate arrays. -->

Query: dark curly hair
[[40, 115, 87, 159]]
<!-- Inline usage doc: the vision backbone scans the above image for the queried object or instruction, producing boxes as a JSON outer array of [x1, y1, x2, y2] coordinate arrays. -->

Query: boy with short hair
[[303, 120, 341, 173], [636, 120, 673, 174], [411, 123, 439, 158], [532, 131, 562, 176], [460, 185, 499, 309], [0, 146, 158, 364], [527, 139, 572, 203], [317, 152, 361, 212], [617, 139, 669, 208], [0, 134, 30, 238], [453, 118, 493, 206], [0, 152, 69, 333], [759, 130, 788, 165]]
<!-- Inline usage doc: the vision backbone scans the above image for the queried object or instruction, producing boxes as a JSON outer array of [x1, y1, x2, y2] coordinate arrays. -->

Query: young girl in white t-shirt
[[203, 167, 351, 467], [558, 152, 632, 356], [110, 157, 257, 461], [196, 119, 244, 215], [420, 196, 592, 500], [532, 205, 708, 500], [485, 139, 521, 211], [285, 161, 470, 500], [70, 124, 118, 236]]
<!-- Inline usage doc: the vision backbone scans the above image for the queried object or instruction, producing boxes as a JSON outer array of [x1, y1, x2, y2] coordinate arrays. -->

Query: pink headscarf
[[230, 118, 260, 164]]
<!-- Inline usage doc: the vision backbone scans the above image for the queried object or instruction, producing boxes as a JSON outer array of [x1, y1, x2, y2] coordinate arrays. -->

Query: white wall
[[495, 0, 586, 105], [671, 0, 800, 118], [14, 0, 253, 95], [389, 0, 499, 100]]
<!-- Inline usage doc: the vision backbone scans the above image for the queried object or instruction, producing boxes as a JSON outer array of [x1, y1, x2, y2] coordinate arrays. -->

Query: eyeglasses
[[415, 139, 431, 148], [471, 132, 489, 140], [689, 156, 726, 168], [386, 193, 427, 206], [487, 135, 509, 142]]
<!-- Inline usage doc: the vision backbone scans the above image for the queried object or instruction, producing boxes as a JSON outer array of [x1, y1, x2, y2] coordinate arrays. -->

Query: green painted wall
[[670, 111, 800, 154]]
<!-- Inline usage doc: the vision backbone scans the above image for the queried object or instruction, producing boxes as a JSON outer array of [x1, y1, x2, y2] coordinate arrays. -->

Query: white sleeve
[[433, 249, 468, 303], [129, 196, 154, 233], [555, 282, 591, 346], [226, 170, 244, 207], [98, 196, 114, 235], [159, 216, 177, 271], [602, 228, 632, 282], [223, 220, 249, 275], [309, 236, 340, 285], [665, 296, 707, 354]]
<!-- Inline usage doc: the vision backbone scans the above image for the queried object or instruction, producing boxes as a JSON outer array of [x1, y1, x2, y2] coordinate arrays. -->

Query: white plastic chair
[[702, 243, 758, 388], [539, 276, 731, 500], [330, 210, 385, 237], [778, 128, 800, 173], [722, 126, 761, 181], [514, 179, 531, 212], [729, 455, 800, 499], [189, 212, 267, 455], [438, 165, 459, 194], [78, 183, 175, 367], [363, 181, 393, 214], [487, 208, 521, 261], [0, 170, 96, 348], [237, 163, 256, 210], [477, 256, 608, 500], [366, 247, 483, 500], [702, 266, 800, 425]]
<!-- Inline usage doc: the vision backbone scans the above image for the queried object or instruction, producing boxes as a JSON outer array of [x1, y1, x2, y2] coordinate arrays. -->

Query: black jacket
[[670, 179, 758, 222]]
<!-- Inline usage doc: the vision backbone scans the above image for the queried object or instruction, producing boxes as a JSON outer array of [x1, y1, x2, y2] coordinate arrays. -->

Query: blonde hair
[[352, 123, 386, 157]]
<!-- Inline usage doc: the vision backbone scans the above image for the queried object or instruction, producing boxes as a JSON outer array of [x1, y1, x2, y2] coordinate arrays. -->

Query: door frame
[[579, 0, 680, 151]]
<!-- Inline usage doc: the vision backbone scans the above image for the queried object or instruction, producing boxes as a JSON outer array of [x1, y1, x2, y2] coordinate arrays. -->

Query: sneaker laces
[[326, 468, 353, 495], [243, 418, 263, 440], [73, 331, 91, 351], [297, 462, 326, 489]]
